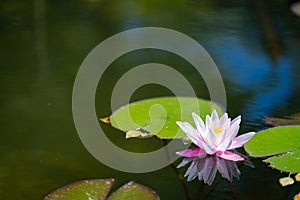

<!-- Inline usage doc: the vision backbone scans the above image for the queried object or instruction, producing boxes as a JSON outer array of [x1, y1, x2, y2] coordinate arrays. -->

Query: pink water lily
[[176, 110, 255, 161]]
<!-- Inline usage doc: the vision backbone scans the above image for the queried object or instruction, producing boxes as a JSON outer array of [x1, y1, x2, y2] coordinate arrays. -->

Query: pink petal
[[177, 158, 192, 168], [176, 148, 207, 158], [217, 156, 241, 181], [216, 137, 231, 152], [226, 116, 241, 140], [203, 156, 217, 185], [216, 151, 244, 161], [201, 141, 216, 155], [205, 115, 212, 130], [216, 157, 230, 180], [185, 160, 198, 181], [211, 109, 219, 122], [215, 119, 231, 146], [176, 121, 202, 147], [205, 129, 218, 148], [192, 112, 206, 134], [228, 132, 255, 150], [231, 115, 241, 126], [226, 161, 241, 179], [219, 113, 229, 127]]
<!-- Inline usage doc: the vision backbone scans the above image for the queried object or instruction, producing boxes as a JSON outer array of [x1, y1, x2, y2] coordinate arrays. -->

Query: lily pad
[[244, 125, 300, 173], [44, 178, 114, 200], [44, 179, 159, 200], [107, 181, 159, 200], [101, 97, 223, 139], [265, 151, 300, 173]]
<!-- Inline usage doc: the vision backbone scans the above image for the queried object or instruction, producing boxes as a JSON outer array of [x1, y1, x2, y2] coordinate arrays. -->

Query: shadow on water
[[0, 0, 300, 199]]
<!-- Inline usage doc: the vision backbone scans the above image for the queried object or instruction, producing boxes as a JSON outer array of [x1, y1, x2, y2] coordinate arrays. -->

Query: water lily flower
[[176, 110, 255, 161], [177, 155, 241, 185]]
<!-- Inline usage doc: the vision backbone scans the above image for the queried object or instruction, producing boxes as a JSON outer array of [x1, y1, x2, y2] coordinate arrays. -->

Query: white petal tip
[[176, 121, 182, 125]]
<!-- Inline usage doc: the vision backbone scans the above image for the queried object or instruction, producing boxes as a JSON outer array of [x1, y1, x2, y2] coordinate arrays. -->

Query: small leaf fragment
[[126, 129, 153, 139], [295, 173, 300, 182], [279, 177, 294, 187], [100, 117, 110, 123], [294, 192, 300, 200]]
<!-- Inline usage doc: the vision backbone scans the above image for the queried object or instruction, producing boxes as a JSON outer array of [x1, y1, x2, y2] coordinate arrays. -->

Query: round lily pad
[[102, 97, 223, 139]]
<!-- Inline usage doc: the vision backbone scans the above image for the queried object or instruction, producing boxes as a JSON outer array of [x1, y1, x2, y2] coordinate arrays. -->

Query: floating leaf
[[44, 178, 114, 200], [44, 179, 159, 200], [264, 113, 300, 126], [279, 177, 294, 187], [107, 181, 159, 200], [102, 97, 223, 139], [244, 125, 300, 173], [264, 151, 300, 173]]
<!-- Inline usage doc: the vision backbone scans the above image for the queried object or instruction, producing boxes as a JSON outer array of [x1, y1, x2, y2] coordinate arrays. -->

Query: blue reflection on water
[[211, 37, 293, 128]]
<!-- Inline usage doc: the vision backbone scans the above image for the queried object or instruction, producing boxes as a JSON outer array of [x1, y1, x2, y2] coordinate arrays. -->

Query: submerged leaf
[[244, 125, 300, 173], [264, 113, 300, 126], [101, 97, 223, 139]]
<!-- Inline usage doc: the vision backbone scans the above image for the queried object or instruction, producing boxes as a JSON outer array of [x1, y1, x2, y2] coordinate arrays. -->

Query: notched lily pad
[[264, 151, 300, 173], [44, 178, 114, 200], [244, 125, 300, 173], [100, 97, 223, 139]]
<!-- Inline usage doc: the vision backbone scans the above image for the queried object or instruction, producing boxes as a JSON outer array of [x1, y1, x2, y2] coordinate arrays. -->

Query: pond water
[[1, 0, 300, 199]]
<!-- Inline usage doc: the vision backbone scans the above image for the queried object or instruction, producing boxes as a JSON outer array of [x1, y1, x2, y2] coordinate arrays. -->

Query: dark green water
[[1, 0, 300, 199]]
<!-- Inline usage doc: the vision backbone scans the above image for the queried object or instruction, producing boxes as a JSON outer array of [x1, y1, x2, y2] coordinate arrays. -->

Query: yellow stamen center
[[213, 127, 223, 134]]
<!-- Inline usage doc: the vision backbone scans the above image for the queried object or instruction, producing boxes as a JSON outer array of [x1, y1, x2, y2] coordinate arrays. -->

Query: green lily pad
[[101, 97, 223, 139], [264, 151, 300, 173], [44, 178, 114, 200], [44, 179, 159, 200], [107, 181, 159, 200], [244, 125, 300, 173]]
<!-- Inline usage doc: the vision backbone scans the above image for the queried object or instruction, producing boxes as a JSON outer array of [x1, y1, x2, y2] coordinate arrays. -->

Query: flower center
[[213, 127, 223, 134]]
